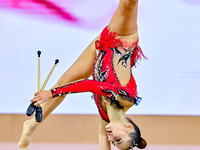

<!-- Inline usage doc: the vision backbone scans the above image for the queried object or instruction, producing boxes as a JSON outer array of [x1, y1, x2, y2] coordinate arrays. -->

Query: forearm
[[51, 78, 137, 104], [99, 120, 111, 150], [51, 79, 117, 98], [99, 134, 111, 150]]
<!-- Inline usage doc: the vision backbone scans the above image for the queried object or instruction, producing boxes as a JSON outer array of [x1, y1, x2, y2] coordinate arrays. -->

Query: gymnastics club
[[26, 51, 59, 122], [26, 51, 42, 119], [34, 50, 42, 122], [35, 58, 59, 122]]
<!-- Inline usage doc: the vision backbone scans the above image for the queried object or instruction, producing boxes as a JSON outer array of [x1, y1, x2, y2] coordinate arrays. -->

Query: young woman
[[18, 0, 147, 149]]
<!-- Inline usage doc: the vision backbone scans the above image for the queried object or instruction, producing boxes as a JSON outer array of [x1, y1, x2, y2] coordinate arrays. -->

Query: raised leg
[[109, 0, 139, 35], [18, 36, 99, 149]]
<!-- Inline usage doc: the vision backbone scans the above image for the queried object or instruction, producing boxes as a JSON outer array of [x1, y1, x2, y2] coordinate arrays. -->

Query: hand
[[30, 90, 53, 106]]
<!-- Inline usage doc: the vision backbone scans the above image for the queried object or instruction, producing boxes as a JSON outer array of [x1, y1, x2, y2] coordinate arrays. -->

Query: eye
[[116, 138, 121, 142]]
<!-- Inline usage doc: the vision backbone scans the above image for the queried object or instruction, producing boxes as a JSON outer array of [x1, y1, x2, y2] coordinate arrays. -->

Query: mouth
[[107, 129, 112, 136]]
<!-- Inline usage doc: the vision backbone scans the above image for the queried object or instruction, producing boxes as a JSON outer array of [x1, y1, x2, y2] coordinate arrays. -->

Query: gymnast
[[18, 0, 147, 149]]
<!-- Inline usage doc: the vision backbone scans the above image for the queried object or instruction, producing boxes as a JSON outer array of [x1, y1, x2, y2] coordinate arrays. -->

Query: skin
[[18, 0, 139, 150], [31, 90, 136, 150], [102, 102, 135, 150]]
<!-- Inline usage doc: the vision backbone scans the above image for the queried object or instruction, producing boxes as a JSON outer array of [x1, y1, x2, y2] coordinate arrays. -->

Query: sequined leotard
[[51, 26, 145, 122]]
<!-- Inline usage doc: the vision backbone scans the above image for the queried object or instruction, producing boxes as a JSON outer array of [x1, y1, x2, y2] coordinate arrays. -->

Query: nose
[[108, 136, 111, 141], [107, 132, 114, 141]]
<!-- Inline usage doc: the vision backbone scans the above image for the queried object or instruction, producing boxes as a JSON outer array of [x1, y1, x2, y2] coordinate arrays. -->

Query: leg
[[18, 36, 99, 149], [18, 95, 66, 149], [109, 0, 139, 35]]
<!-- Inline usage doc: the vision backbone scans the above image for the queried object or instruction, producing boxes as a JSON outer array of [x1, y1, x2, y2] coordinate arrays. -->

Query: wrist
[[51, 88, 59, 98]]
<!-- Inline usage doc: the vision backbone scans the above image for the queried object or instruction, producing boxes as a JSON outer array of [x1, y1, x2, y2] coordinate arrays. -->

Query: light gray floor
[[1, 143, 200, 150]]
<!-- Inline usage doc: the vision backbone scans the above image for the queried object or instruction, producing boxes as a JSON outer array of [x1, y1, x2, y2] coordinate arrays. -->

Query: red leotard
[[51, 26, 145, 122]]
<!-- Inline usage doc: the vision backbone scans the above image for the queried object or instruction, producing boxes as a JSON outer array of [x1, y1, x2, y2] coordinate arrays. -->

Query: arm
[[99, 120, 111, 150], [31, 78, 137, 106]]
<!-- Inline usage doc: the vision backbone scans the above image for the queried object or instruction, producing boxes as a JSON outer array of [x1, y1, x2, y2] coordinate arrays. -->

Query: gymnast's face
[[106, 122, 133, 149]]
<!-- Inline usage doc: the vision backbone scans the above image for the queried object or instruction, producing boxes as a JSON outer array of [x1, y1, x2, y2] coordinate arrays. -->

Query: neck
[[105, 103, 127, 123]]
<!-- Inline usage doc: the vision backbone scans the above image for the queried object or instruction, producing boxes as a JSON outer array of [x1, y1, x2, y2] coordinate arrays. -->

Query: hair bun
[[136, 137, 147, 149]]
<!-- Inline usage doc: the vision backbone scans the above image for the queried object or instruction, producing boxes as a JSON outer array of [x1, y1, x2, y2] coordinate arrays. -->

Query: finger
[[34, 95, 40, 99], [34, 102, 40, 107], [34, 92, 39, 96], [30, 96, 41, 103], [34, 100, 42, 106], [30, 99, 37, 103], [30, 99, 36, 103]]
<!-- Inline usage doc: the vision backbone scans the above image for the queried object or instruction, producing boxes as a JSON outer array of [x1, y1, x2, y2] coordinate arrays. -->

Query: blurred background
[[0, 0, 200, 149], [0, 0, 200, 115]]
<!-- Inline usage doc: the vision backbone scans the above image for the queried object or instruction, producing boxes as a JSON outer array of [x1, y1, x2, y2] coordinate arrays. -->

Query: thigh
[[55, 35, 99, 87], [109, 0, 139, 36]]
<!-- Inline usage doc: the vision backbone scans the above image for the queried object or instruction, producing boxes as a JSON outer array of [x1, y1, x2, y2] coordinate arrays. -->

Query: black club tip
[[37, 51, 41, 57], [55, 59, 59, 64]]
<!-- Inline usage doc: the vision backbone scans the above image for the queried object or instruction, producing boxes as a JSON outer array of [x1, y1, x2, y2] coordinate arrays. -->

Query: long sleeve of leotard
[[51, 79, 136, 100]]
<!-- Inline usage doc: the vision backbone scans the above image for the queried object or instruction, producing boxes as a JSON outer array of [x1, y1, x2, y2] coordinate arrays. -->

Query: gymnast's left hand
[[30, 90, 53, 106]]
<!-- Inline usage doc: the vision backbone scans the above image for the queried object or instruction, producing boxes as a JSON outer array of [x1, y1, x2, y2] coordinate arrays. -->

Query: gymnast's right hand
[[30, 90, 53, 106]]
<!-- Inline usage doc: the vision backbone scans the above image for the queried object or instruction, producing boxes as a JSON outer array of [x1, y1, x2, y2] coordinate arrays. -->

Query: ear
[[124, 123, 134, 131], [136, 137, 147, 149]]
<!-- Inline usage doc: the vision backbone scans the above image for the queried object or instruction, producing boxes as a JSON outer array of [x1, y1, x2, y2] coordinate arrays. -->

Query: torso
[[92, 26, 139, 122]]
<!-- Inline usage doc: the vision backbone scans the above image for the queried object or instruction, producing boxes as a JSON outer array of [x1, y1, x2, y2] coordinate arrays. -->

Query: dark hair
[[126, 117, 147, 149]]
